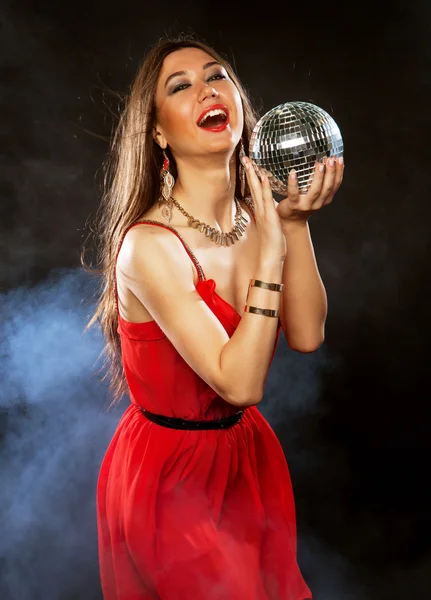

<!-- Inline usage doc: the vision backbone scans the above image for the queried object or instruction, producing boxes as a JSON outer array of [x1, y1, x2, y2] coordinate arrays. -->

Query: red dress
[[97, 220, 312, 600]]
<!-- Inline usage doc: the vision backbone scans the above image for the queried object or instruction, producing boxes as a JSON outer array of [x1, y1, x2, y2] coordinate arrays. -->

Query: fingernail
[[319, 163, 324, 172], [240, 156, 249, 170], [289, 169, 297, 180], [338, 156, 344, 165], [329, 158, 335, 167]]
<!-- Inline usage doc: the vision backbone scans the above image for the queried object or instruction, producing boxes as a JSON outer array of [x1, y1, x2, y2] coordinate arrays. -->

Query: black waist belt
[[140, 408, 244, 430]]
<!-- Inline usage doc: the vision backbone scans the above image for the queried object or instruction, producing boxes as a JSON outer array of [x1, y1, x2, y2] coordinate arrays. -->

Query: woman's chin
[[198, 127, 239, 149]]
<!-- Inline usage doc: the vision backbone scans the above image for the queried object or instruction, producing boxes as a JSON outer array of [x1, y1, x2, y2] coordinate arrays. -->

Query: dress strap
[[114, 219, 206, 317]]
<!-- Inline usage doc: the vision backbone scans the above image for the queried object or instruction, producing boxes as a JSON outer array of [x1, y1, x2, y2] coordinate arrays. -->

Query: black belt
[[140, 408, 244, 430]]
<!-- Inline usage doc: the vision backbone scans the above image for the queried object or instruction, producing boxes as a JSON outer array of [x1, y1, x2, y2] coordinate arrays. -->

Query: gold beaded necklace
[[169, 195, 253, 247]]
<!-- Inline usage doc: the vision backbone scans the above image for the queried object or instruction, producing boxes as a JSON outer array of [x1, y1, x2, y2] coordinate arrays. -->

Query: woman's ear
[[153, 128, 167, 149]]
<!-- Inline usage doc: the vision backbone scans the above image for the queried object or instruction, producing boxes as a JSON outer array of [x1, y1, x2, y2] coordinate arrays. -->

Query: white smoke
[[0, 268, 125, 599]]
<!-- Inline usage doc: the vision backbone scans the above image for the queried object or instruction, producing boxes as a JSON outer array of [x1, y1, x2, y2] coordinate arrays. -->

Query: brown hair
[[81, 33, 261, 409]]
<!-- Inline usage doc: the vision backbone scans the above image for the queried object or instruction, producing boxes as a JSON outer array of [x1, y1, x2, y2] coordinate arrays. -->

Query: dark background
[[1, 1, 430, 598]]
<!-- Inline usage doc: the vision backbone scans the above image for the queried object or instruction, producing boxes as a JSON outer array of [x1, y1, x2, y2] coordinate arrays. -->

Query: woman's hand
[[241, 155, 287, 261], [276, 157, 344, 225]]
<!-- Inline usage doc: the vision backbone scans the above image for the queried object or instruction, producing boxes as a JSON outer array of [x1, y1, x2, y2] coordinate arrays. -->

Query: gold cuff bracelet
[[244, 305, 279, 318], [249, 278, 284, 292]]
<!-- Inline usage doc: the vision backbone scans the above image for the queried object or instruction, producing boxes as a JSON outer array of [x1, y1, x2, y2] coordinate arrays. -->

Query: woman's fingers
[[286, 161, 325, 210], [305, 161, 326, 205], [259, 169, 274, 206], [242, 154, 343, 217], [241, 157, 265, 213], [323, 156, 344, 205], [311, 157, 343, 208], [286, 169, 301, 204]]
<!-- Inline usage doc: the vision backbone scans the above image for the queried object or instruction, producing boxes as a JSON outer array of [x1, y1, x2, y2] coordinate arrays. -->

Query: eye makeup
[[171, 73, 226, 94]]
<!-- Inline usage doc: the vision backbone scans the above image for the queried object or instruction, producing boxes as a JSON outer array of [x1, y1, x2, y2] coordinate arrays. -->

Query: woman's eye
[[172, 83, 189, 93], [208, 73, 226, 82], [172, 73, 226, 94]]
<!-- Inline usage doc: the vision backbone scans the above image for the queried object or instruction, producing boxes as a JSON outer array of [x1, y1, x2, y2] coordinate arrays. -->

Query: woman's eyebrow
[[163, 61, 222, 89]]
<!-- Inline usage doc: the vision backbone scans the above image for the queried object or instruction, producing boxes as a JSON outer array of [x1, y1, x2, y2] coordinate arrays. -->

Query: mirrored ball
[[249, 101, 344, 195]]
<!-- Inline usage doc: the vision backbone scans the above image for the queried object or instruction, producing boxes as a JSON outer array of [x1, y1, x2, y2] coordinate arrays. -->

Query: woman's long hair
[[81, 34, 261, 408]]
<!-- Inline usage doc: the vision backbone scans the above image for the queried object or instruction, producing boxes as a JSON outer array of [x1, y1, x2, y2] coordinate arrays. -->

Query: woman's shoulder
[[119, 219, 185, 267]]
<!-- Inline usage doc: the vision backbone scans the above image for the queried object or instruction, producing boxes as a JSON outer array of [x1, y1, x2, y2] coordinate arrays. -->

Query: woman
[[87, 35, 343, 600]]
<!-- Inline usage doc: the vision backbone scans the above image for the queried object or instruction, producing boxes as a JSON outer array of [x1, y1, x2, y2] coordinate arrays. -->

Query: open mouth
[[197, 106, 230, 130]]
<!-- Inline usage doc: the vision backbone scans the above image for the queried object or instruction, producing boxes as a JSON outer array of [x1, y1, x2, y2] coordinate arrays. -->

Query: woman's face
[[153, 47, 244, 159]]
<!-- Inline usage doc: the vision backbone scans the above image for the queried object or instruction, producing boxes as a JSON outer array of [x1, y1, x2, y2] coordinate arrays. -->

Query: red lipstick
[[196, 103, 230, 132]]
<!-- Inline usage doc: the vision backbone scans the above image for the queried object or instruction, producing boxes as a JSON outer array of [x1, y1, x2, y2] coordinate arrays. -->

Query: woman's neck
[[171, 156, 238, 232]]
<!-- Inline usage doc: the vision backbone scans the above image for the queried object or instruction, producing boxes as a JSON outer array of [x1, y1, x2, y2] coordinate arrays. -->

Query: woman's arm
[[119, 225, 284, 408], [278, 220, 327, 352], [272, 157, 344, 351]]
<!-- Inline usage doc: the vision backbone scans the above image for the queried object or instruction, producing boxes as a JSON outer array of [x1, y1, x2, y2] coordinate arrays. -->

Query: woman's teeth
[[198, 109, 228, 127]]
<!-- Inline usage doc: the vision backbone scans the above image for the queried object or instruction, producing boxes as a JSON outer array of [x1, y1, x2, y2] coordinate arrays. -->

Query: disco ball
[[249, 101, 344, 195]]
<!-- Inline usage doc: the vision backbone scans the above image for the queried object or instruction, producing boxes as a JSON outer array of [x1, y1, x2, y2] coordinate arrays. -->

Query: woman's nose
[[199, 84, 219, 102]]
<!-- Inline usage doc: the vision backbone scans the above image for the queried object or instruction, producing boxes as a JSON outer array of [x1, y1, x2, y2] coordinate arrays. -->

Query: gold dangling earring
[[239, 137, 246, 199], [158, 149, 175, 223]]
